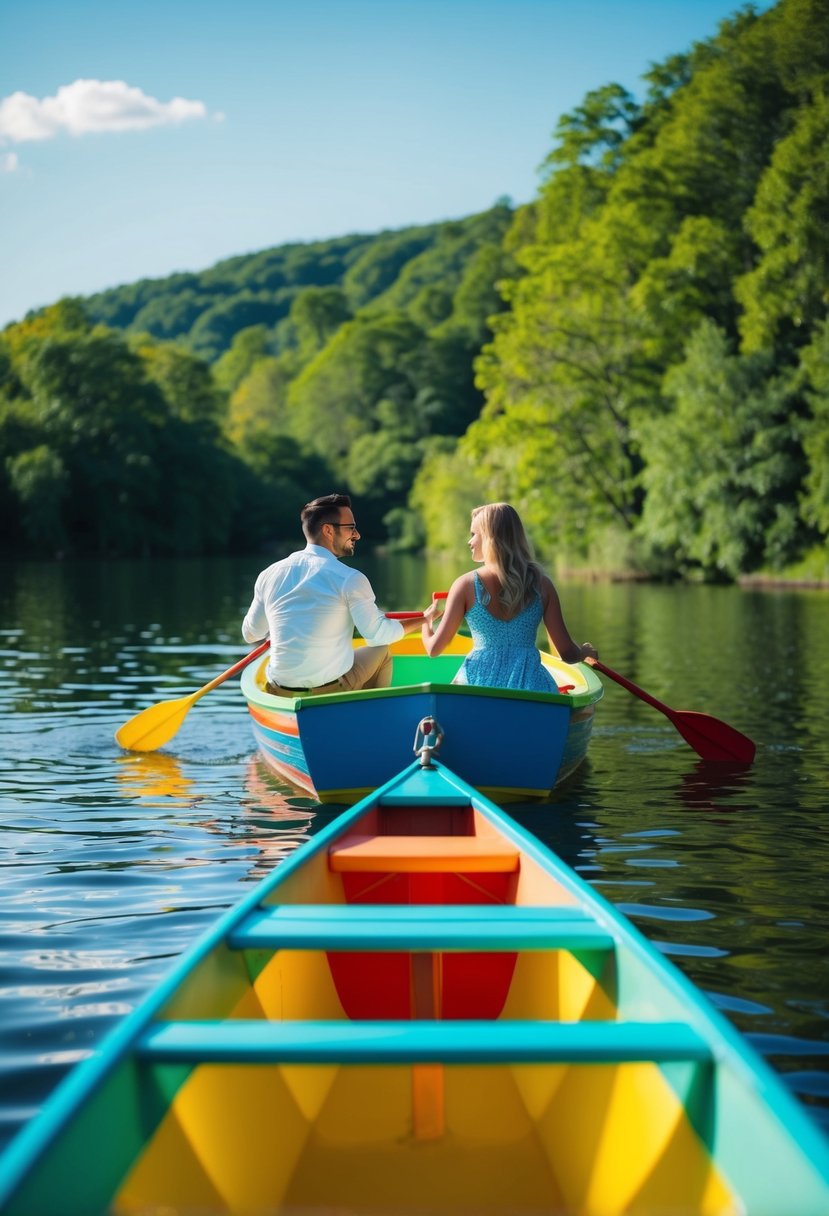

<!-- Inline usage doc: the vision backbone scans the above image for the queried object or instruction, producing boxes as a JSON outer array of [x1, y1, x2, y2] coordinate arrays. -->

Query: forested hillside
[[415, 0, 829, 579], [1, 0, 827, 579]]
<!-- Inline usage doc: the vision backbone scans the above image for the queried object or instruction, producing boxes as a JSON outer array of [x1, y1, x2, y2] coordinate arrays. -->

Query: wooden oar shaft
[[197, 639, 270, 697], [590, 660, 671, 714]]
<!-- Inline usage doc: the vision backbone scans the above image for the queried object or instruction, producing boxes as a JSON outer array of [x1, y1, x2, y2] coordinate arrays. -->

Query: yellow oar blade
[[115, 639, 271, 754], [115, 692, 198, 752]]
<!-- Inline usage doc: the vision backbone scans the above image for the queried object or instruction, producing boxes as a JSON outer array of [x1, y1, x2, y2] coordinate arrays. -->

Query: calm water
[[1, 555, 828, 1157]]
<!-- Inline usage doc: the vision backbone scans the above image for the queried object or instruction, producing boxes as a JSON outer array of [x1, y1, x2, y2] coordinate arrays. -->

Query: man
[[242, 493, 436, 695]]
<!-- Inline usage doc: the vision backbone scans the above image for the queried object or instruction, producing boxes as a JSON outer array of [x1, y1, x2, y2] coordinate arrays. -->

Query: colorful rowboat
[[240, 633, 604, 802], [1, 723, 827, 1216]]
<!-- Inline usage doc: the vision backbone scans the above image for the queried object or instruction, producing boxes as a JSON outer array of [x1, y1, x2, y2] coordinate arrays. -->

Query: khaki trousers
[[266, 644, 393, 696]]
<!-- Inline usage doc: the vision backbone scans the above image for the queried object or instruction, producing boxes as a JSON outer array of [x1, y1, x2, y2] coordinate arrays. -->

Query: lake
[[1, 554, 828, 1157]]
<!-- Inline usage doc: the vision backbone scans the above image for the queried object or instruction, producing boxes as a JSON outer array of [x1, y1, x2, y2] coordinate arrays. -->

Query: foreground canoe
[[240, 633, 604, 802], [2, 729, 827, 1215]]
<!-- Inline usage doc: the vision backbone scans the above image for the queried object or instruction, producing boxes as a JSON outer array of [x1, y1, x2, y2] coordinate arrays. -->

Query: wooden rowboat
[[240, 633, 604, 802], [2, 722, 827, 1215]]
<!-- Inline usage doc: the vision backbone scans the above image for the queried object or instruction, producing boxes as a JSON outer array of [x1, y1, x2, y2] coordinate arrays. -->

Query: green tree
[[342, 227, 438, 307], [0, 304, 252, 557], [797, 316, 829, 534], [213, 326, 273, 394], [21, 328, 166, 554], [135, 339, 225, 424], [345, 430, 423, 505], [225, 355, 294, 466], [736, 95, 829, 355], [443, 241, 510, 345], [6, 444, 67, 553], [410, 439, 487, 554], [286, 312, 430, 466], [188, 291, 294, 360], [130, 289, 210, 342], [630, 216, 740, 364], [471, 231, 649, 551], [290, 286, 351, 357], [636, 321, 807, 578]]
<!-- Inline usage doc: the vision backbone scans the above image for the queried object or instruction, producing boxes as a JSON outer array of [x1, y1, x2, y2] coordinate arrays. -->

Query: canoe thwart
[[228, 903, 615, 953], [136, 1018, 713, 1065]]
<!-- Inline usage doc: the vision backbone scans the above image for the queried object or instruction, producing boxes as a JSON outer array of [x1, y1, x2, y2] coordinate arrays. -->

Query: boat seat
[[228, 903, 614, 953], [137, 1019, 712, 1065], [328, 834, 520, 874]]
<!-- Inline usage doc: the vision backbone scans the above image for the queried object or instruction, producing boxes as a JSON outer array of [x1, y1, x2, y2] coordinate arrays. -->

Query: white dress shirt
[[241, 543, 404, 688]]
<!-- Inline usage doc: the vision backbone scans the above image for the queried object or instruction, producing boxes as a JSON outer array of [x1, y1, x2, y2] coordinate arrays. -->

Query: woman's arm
[[421, 574, 473, 656], [541, 577, 597, 664]]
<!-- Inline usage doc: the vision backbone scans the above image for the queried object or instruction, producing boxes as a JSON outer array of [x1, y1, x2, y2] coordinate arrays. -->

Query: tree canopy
[[2, 0, 827, 577]]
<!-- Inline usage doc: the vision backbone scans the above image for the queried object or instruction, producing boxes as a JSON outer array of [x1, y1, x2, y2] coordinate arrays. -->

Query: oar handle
[[384, 592, 448, 620], [588, 658, 671, 715]]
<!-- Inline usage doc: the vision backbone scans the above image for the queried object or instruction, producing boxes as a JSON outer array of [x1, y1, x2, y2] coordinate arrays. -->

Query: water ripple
[[2, 562, 829, 1153]]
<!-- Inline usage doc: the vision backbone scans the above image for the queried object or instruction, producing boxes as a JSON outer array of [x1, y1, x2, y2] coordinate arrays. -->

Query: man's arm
[[346, 573, 406, 645], [241, 575, 269, 643]]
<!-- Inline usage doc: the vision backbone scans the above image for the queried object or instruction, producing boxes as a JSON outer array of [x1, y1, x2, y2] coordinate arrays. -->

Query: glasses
[[329, 522, 358, 532]]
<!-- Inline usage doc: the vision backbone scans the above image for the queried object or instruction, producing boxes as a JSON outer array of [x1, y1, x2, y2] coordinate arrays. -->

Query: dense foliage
[[418, 0, 829, 578], [2, 0, 827, 579]]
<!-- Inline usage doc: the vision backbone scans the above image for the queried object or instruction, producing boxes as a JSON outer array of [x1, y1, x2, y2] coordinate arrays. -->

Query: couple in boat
[[242, 493, 597, 697]]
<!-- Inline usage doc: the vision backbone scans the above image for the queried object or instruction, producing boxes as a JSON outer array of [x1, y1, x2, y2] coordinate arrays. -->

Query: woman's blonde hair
[[471, 503, 543, 615]]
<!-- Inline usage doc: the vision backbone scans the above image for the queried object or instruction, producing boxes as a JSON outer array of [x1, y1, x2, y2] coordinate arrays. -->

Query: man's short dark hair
[[301, 493, 352, 540]]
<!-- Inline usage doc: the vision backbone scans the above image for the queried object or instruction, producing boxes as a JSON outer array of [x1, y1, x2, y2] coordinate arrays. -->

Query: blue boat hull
[[241, 645, 603, 802]]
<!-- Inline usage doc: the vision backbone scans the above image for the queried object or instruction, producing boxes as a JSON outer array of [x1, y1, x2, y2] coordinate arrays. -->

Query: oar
[[386, 592, 448, 619], [115, 640, 270, 753], [588, 658, 756, 764], [116, 595, 448, 754]]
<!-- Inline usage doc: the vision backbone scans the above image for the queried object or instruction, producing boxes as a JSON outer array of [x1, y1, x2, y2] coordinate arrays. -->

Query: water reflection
[[232, 756, 326, 881], [674, 759, 756, 816], [114, 752, 196, 804]]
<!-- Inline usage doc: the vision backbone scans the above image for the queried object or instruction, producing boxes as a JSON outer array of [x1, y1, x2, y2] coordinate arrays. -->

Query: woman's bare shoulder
[[537, 572, 557, 602], [450, 570, 476, 592]]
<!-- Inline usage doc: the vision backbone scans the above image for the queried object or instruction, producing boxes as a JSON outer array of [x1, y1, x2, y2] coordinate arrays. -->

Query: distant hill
[[83, 208, 512, 362]]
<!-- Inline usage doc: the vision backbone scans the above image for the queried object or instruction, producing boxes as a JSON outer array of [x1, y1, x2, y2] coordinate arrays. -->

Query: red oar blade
[[589, 659, 756, 764], [669, 710, 756, 765]]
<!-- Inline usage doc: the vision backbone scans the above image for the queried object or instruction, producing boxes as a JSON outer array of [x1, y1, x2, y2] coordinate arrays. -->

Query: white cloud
[[0, 79, 208, 144], [1, 151, 19, 172]]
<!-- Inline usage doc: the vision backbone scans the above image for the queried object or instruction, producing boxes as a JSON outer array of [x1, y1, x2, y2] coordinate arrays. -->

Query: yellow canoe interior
[[106, 798, 738, 1216], [119, 1060, 733, 1214]]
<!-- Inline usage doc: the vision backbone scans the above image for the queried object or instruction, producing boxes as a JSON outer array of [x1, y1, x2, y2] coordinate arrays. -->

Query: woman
[[422, 503, 597, 691]]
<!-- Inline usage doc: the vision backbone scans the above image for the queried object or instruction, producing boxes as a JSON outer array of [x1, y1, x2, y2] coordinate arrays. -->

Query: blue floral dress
[[453, 573, 558, 693]]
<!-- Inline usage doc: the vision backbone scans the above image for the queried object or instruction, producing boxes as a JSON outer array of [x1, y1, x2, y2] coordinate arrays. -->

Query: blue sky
[[0, 0, 774, 329]]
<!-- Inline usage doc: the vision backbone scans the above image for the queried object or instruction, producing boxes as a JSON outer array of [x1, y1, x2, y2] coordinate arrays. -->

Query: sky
[[0, 0, 776, 329]]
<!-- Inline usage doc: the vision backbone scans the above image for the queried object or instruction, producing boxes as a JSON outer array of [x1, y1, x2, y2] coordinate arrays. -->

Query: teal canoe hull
[[1, 753, 828, 1215]]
